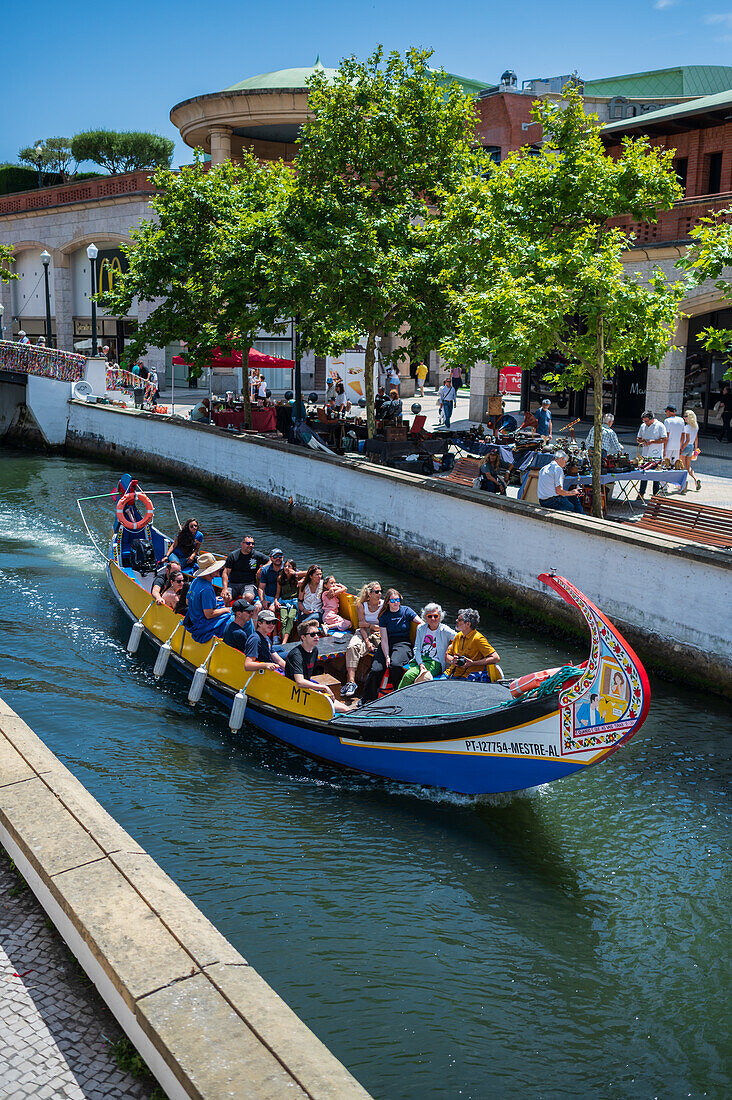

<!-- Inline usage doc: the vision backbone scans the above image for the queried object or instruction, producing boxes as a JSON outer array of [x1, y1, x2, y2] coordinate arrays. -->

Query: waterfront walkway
[[0, 852, 151, 1100]]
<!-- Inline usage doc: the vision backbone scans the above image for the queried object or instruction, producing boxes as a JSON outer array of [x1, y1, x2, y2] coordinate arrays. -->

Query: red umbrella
[[172, 347, 294, 369]]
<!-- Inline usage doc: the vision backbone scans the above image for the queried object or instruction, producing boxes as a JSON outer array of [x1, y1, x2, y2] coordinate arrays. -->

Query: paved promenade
[[0, 853, 151, 1100]]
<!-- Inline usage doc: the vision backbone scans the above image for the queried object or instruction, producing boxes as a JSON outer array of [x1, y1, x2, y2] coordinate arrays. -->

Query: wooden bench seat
[[634, 497, 732, 549], [444, 457, 482, 488]]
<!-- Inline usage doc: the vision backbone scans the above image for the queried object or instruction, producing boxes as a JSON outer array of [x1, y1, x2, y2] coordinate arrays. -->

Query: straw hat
[[193, 552, 223, 579]]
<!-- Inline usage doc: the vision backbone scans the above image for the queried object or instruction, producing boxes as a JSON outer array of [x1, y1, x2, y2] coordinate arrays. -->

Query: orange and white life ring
[[508, 666, 561, 699], [116, 490, 154, 532]]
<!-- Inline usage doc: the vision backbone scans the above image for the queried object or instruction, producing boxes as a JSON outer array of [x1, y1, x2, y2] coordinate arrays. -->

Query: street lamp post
[[40, 250, 53, 346], [86, 243, 98, 356], [35, 144, 43, 189], [0, 303, 4, 343]]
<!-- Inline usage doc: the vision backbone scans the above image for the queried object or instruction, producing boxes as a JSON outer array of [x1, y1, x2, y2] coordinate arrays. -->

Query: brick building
[[602, 89, 732, 432]]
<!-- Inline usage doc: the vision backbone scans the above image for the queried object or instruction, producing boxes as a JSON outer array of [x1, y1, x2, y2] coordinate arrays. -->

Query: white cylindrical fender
[[153, 642, 172, 679], [188, 664, 208, 705], [127, 620, 145, 654], [229, 690, 248, 732]]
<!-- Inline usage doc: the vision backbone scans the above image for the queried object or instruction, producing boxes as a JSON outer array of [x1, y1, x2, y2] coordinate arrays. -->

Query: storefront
[[684, 308, 732, 434]]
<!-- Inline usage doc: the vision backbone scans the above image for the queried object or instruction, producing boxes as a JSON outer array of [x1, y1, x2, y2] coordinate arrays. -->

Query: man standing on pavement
[[537, 399, 553, 439], [637, 410, 667, 499], [221, 536, 268, 605], [438, 376, 456, 428], [536, 451, 584, 513], [717, 383, 732, 443], [663, 405, 685, 462], [243, 609, 286, 672]]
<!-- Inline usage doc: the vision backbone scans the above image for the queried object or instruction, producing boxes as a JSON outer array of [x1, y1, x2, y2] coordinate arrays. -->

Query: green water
[[0, 448, 729, 1099]]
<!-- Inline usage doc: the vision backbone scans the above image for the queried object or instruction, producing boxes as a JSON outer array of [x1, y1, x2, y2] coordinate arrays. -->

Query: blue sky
[[4, 0, 732, 169]]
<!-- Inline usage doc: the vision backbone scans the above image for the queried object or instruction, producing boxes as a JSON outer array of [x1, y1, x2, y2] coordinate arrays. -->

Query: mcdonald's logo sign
[[95, 249, 128, 296]]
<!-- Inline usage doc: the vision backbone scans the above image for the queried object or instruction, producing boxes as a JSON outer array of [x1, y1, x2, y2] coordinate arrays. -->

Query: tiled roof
[[586, 65, 732, 98]]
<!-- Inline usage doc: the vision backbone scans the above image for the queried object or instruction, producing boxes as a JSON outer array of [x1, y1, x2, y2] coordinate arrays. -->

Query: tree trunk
[[241, 343, 252, 429], [365, 330, 376, 440], [591, 316, 605, 519]]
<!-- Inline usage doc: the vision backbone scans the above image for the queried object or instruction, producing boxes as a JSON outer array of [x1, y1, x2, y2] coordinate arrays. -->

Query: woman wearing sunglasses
[[160, 572, 186, 611], [361, 589, 423, 704], [398, 603, 456, 687]]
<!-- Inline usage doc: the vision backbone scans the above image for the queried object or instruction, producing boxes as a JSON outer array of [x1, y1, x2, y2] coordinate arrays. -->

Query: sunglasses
[[173, 578, 184, 585], [426, 612, 440, 618], [389, 597, 400, 604], [303, 631, 319, 638]]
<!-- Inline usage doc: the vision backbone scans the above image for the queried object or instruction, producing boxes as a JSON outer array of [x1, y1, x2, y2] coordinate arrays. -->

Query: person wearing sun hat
[[183, 553, 232, 643]]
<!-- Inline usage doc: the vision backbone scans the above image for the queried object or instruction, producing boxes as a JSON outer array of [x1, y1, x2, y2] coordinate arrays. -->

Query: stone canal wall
[[66, 402, 731, 692], [0, 694, 372, 1100]]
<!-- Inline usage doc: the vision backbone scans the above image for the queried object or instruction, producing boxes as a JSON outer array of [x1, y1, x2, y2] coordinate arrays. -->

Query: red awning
[[172, 347, 294, 369]]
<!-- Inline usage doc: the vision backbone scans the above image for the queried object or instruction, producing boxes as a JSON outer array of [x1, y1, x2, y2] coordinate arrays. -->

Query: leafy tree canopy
[[1, 244, 17, 286], [70, 130, 174, 174], [677, 209, 732, 381], [18, 137, 76, 181], [101, 152, 292, 424], [274, 46, 483, 436], [440, 87, 684, 514]]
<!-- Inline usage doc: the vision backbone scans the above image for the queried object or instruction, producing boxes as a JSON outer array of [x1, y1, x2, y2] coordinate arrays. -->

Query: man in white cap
[[537, 399, 553, 439], [244, 609, 286, 672], [184, 553, 232, 643]]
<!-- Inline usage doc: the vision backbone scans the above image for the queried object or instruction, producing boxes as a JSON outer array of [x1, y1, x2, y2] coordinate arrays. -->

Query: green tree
[[441, 88, 684, 516], [101, 152, 292, 427], [19, 137, 75, 182], [70, 130, 174, 174], [275, 46, 481, 437], [677, 208, 732, 381]]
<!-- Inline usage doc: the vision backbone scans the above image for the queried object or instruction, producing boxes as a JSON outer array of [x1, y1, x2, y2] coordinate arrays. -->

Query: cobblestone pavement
[[0, 853, 153, 1100]]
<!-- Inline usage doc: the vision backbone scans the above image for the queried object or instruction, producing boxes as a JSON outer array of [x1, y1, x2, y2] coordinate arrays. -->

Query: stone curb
[[0, 697, 371, 1100]]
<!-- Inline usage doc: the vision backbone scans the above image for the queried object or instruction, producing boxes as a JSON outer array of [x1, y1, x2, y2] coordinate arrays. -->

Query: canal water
[[1, 448, 729, 1099]]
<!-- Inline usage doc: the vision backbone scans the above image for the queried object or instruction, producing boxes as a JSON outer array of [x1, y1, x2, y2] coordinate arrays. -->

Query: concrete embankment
[[65, 401, 732, 694], [0, 694, 371, 1100]]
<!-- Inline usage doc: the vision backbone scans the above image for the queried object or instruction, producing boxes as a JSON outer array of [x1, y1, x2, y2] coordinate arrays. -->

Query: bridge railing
[[0, 340, 86, 382]]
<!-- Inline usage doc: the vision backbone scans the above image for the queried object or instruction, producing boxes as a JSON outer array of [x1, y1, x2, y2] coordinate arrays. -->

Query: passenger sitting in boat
[[151, 560, 182, 605], [183, 553, 232, 642], [161, 571, 186, 610], [244, 609, 286, 672], [222, 600, 255, 651], [298, 564, 324, 629], [398, 603, 456, 687], [285, 624, 351, 713], [258, 549, 284, 612], [360, 589, 423, 704], [445, 609, 501, 682], [342, 581, 383, 698], [163, 518, 203, 569], [279, 559, 305, 645], [321, 576, 351, 631], [173, 580, 189, 617], [221, 535, 268, 604]]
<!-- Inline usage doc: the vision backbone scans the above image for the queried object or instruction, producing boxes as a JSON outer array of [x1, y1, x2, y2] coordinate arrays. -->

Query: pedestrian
[[663, 405, 685, 461], [450, 364, 463, 395], [717, 383, 732, 443], [680, 409, 701, 492], [148, 366, 159, 403], [636, 410, 667, 499], [536, 450, 584, 514], [131, 361, 148, 409], [586, 413, 622, 456], [537, 398, 553, 439], [389, 365, 401, 394], [101, 345, 110, 361], [438, 376, 457, 428], [18, 330, 29, 344], [36, 335, 46, 347], [415, 360, 428, 397]]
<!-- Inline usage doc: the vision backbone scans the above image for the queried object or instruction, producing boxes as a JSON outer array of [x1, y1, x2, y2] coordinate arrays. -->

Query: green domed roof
[[225, 59, 338, 92]]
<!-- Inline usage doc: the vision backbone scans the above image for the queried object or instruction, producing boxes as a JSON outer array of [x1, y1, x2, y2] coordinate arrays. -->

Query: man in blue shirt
[[184, 554, 232, 642], [222, 600, 255, 652], [536, 399, 553, 438], [243, 609, 286, 672]]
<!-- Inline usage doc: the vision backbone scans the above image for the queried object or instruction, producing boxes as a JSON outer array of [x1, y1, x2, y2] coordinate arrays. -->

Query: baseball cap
[[541, 399, 551, 407], [270, 547, 283, 557], [665, 404, 676, 412], [257, 609, 277, 622]]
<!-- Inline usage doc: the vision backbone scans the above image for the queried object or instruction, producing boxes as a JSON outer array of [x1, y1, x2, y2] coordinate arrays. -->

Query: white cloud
[[704, 12, 732, 23], [653, 0, 679, 8]]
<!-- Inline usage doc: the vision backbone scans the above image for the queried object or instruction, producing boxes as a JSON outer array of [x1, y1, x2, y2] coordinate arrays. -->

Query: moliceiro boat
[[79, 477, 650, 796]]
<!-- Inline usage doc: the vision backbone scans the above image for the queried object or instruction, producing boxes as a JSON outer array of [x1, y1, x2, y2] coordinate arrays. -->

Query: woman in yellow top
[[445, 609, 503, 682]]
